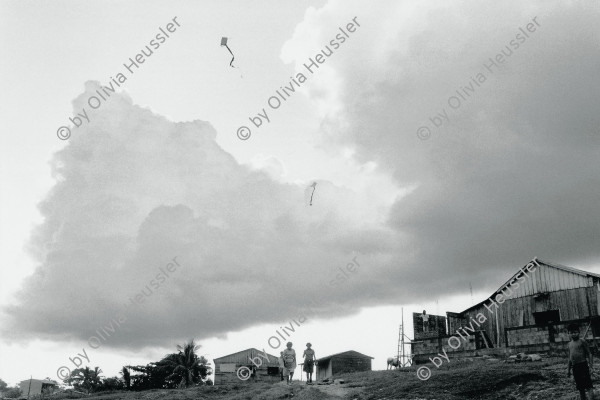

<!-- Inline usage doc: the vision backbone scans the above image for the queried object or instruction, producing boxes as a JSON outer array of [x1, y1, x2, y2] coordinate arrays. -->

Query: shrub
[[3, 386, 22, 398]]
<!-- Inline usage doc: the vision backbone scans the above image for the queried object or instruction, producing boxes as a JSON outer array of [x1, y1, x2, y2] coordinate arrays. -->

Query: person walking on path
[[282, 342, 297, 385], [303, 343, 316, 384]]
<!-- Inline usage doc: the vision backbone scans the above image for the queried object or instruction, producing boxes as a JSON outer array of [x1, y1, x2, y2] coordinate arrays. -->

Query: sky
[[1, 0, 600, 387]]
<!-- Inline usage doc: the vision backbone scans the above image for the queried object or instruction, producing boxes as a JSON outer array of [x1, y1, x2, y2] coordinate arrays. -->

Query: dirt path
[[312, 383, 359, 399]]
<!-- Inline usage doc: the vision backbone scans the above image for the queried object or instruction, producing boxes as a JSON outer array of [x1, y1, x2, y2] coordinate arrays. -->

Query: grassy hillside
[[41, 357, 598, 399]]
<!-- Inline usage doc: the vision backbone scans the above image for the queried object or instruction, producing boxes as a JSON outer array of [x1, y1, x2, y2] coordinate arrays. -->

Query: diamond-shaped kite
[[220, 37, 235, 68]]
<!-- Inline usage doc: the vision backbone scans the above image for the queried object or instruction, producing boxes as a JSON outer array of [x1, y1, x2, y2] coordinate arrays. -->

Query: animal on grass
[[387, 357, 399, 370]]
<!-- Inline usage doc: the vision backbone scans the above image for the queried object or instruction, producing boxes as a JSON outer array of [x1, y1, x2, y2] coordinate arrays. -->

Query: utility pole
[[469, 282, 474, 305]]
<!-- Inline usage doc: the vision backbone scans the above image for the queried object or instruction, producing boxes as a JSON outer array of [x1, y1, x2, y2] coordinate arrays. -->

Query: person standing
[[282, 342, 297, 385], [278, 351, 285, 381], [303, 343, 316, 384], [422, 310, 429, 332], [567, 323, 595, 400]]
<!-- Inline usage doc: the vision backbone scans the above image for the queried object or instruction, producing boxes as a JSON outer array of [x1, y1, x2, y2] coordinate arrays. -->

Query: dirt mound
[[458, 372, 546, 398]]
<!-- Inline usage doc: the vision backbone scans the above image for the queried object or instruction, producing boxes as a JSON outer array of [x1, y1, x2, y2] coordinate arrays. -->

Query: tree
[[157, 340, 212, 388], [120, 366, 131, 390], [65, 366, 103, 393], [0, 378, 7, 391], [97, 376, 124, 391], [3, 387, 22, 398], [128, 363, 171, 390], [123, 341, 213, 391]]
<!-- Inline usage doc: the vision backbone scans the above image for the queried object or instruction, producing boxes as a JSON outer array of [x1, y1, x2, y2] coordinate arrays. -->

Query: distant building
[[18, 378, 58, 397], [213, 348, 281, 385], [315, 350, 373, 381], [412, 258, 600, 362]]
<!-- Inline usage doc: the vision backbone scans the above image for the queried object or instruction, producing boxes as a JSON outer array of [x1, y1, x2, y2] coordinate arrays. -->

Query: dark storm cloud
[[283, 0, 600, 300], [3, 0, 600, 349]]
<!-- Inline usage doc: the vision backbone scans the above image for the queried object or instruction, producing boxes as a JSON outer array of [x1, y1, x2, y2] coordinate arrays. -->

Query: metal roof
[[317, 350, 374, 362], [18, 379, 57, 385], [213, 347, 280, 363], [538, 258, 600, 279], [453, 257, 600, 315]]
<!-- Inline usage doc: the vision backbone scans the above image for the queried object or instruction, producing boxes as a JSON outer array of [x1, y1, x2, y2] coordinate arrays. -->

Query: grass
[[33, 357, 600, 399]]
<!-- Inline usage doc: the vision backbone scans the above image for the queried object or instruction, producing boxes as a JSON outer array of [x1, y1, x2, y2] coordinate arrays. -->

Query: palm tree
[[120, 366, 131, 390], [66, 366, 103, 393], [158, 340, 212, 388]]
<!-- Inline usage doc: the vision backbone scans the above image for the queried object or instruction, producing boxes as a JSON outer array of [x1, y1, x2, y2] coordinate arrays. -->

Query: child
[[303, 343, 316, 384], [278, 351, 284, 381], [282, 342, 296, 385], [568, 323, 595, 400]]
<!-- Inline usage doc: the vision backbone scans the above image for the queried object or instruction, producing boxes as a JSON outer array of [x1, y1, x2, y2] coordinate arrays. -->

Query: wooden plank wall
[[488, 264, 593, 300], [213, 349, 280, 367], [330, 356, 372, 374], [19, 380, 44, 396], [214, 370, 281, 385], [316, 360, 332, 381], [213, 349, 282, 385], [456, 286, 598, 347]]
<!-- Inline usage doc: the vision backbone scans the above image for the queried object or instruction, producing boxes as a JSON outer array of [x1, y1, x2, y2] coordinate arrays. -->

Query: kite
[[309, 182, 317, 206], [220, 37, 236, 68]]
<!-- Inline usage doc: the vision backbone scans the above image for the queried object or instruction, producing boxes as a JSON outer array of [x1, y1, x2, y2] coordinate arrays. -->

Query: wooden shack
[[213, 348, 281, 385], [412, 258, 600, 362], [315, 350, 373, 381], [18, 378, 58, 397]]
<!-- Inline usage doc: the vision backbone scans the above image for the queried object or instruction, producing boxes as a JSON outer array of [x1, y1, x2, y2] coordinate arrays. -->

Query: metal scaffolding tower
[[396, 308, 413, 368]]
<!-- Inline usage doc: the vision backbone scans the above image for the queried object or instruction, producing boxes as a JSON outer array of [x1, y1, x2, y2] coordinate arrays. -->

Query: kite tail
[[224, 44, 235, 68]]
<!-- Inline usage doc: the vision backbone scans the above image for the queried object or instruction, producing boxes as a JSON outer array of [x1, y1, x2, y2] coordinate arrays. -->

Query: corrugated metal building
[[213, 348, 281, 385], [18, 379, 58, 397], [315, 350, 373, 381], [412, 258, 600, 362]]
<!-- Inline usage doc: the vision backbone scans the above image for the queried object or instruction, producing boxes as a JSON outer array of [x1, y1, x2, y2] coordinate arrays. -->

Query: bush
[[97, 377, 124, 391], [3, 386, 22, 398]]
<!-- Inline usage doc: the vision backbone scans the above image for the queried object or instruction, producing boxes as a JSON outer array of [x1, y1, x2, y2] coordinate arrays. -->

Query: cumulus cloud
[[3, 0, 600, 349], [247, 154, 288, 182], [282, 0, 600, 294], [1, 81, 393, 348]]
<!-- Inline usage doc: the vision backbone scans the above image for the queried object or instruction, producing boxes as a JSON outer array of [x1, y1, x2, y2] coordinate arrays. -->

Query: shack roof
[[451, 257, 600, 316], [317, 350, 374, 362], [213, 348, 280, 364], [18, 379, 57, 385]]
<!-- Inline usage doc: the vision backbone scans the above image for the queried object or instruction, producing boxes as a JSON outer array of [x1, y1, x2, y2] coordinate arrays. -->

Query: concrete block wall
[[507, 322, 580, 347], [413, 318, 599, 364], [508, 326, 549, 346]]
